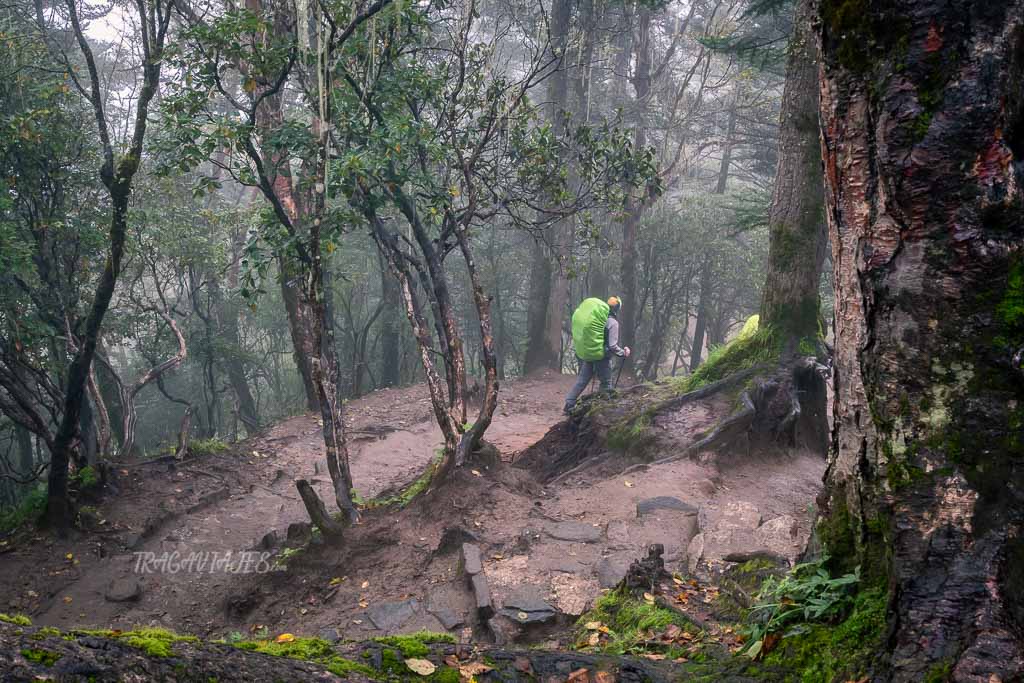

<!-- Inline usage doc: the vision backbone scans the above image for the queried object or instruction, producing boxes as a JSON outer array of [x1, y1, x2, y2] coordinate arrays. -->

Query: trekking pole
[[614, 358, 625, 389]]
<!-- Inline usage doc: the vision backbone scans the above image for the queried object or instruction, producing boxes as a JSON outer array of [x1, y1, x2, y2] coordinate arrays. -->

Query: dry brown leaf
[[624, 481, 634, 488], [672, 577, 684, 586], [443, 655, 460, 668], [642, 654, 666, 661], [471, 470, 482, 477], [584, 621, 604, 631], [587, 632, 601, 646], [358, 600, 369, 608], [567, 668, 591, 682], [459, 662, 493, 677], [664, 624, 682, 640], [360, 580, 369, 589], [62, 596, 72, 604], [405, 658, 436, 676], [594, 672, 616, 683], [643, 592, 655, 604], [513, 657, 533, 674]]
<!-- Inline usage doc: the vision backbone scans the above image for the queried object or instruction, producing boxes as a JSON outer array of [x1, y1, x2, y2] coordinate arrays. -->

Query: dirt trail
[[0, 370, 826, 653], [0, 374, 573, 635]]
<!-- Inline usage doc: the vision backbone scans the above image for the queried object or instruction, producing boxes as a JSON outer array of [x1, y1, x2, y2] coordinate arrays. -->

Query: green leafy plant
[[742, 557, 860, 659], [189, 438, 229, 457]]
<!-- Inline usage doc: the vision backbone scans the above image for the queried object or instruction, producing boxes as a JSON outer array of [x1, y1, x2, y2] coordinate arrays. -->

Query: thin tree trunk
[[689, 263, 712, 372], [816, 1, 1024, 679], [379, 254, 401, 387], [523, 242, 556, 373]]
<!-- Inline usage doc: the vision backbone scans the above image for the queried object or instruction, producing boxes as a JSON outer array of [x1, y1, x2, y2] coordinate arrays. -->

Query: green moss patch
[[75, 627, 198, 658], [677, 326, 780, 393], [232, 636, 376, 677], [761, 587, 887, 682], [573, 589, 703, 659], [0, 613, 32, 626], [21, 647, 61, 666], [372, 631, 455, 658]]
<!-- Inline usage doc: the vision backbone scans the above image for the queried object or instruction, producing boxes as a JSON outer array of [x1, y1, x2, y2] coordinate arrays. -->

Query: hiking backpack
[[571, 298, 610, 362]]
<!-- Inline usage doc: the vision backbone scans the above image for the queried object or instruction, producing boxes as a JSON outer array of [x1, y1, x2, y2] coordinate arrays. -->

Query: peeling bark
[[815, 1, 1024, 679]]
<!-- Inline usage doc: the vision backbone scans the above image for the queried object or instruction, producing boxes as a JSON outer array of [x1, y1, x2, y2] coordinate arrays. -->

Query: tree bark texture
[[815, 1, 1024, 679], [619, 7, 652, 362], [524, 0, 573, 375], [760, 0, 827, 346]]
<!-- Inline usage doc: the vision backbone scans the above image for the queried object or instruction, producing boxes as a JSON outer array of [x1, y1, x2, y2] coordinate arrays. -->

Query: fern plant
[[742, 557, 860, 659]]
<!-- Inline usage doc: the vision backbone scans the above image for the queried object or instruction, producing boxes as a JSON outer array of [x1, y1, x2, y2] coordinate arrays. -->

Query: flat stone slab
[[596, 556, 632, 589], [428, 607, 464, 630], [545, 521, 603, 543], [503, 586, 554, 614], [636, 496, 697, 517], [461, 543, 483, 576], [472, 574, 494, 619], [366, 598, 419, 632]]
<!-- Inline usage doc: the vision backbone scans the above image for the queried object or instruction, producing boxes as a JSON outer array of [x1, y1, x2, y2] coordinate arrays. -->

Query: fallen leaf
[[329, 577, 346, 586], [275, 633, 295, 643], [65, 553, 73, 561], [584, 621, 604, 631], [405, 658, 436, 675], [675, 592, 689, 603], [27, 590, 38, 598], [358, 600, 369, 608], [567, 668, 591, 682], [672, 577, 684, 586], [471, 470, 482, 477], [62, 596, 72, 604], [299, 608, 308, 615], [443, 655, 460, 667], [459, 662, 493, 677], [361, 580, 369, 589], [491, 554, 504, 560], [352, 620, 363, 625], [624, 481, 634, 488], [643, 592, 655, 604], [595, 672, 617, 683], [664, 624, 682, 640], [588, 632, 600, 646], [642, 653, 666, 661]]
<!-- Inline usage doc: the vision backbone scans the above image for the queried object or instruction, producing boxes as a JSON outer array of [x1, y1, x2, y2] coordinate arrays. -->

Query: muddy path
[[0, 374, 572, 636], [0, 370, 826, 655]]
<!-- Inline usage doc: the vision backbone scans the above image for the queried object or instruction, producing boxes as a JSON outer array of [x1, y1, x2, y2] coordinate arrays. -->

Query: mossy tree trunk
[[815, 0, 1024, 679], [759, 0, 827, 349]]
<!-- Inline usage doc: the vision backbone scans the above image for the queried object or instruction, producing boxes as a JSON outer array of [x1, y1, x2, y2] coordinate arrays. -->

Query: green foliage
[[72, 465, 99, 489], [190, 438, 230, 457], [0, 613, 32, 626], [573, 589, 700, 658], [20, 648, 61, 666], [0, 487, 46, 533], [742, 558, 860, 660]]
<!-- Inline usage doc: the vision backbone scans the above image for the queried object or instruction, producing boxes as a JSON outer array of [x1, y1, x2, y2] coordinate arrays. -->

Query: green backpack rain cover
[[572, 298, 610, 362]]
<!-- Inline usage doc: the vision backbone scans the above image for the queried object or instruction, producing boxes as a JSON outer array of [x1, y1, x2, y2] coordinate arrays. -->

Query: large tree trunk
[[759, 0, 827, 347], [815, 1, 1024, 679], [523, 241, 557, 373]]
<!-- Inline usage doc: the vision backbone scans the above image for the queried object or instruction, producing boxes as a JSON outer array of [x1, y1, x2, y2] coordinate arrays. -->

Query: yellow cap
[[607, 296, 621, 308]]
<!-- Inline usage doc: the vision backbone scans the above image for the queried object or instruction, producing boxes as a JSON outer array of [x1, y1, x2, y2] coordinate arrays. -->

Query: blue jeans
[[564, 356, 612, 412]]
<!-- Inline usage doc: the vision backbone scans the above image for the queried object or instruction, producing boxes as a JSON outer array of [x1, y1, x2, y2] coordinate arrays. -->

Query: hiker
[[563, 296, 631, 414]]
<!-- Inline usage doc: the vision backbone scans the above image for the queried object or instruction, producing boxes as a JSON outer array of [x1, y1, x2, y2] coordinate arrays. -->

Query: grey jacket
[[605, 316, 626, 357]]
